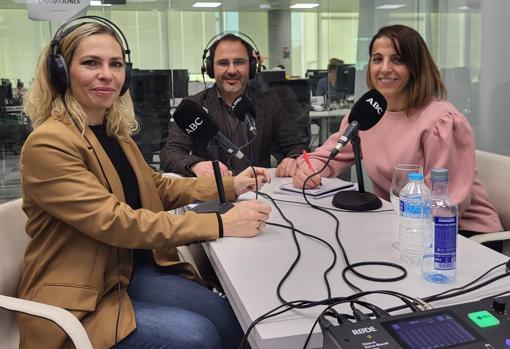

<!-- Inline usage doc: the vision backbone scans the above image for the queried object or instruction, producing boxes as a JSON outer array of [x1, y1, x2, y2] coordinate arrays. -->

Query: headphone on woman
[[48, 15, 132, 97], [201, 31, 261, 80]]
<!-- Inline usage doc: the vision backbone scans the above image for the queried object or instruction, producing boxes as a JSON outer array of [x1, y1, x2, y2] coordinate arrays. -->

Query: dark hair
[[366, 24, 447, 113], [209, 33, 253, 62], [327, 63, 339, 72]]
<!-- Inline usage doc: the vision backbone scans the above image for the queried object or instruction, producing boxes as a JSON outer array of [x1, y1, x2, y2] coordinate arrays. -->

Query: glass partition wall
[[0, 0, 507, 203]]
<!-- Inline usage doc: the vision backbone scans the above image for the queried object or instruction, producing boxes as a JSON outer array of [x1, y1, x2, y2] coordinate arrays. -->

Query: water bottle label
[[400, 197, 423, 218], [434, 216, 457, 270]]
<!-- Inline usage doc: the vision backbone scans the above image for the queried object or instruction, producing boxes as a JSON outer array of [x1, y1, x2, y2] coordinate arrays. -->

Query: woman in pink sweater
[[293, 25, 502, 246]]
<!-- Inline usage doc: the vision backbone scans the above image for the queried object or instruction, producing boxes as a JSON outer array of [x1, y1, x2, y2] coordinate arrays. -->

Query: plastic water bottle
[[422, 169, 457, 283], [398, 172, 430, 265]]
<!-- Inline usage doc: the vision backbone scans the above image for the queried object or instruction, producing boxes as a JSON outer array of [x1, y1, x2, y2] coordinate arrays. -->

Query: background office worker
[[19, 18, 271, 349], [160, 33, 310, 177], [293, 24, 503, 247], [316, 58, 344, 101]]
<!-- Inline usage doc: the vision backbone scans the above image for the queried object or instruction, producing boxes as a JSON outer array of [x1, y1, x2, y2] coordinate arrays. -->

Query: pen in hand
[[302, 150, 322, 187]]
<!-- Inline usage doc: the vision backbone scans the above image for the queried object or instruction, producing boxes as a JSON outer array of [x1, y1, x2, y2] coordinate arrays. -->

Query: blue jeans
[[117, 263, 243, 349]]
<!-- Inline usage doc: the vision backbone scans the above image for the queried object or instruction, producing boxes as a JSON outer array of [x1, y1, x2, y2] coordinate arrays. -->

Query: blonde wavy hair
[[23, 22, 138, 138]]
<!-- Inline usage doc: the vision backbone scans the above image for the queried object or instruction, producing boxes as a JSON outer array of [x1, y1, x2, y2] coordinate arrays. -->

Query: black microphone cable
[[299, 158, 407, 293], [258, 192, 337, 303]]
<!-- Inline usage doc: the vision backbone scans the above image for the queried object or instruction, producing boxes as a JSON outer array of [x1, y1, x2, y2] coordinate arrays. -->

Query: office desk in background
[[309, 108, 349, 145], [198, 173, 510, 349]]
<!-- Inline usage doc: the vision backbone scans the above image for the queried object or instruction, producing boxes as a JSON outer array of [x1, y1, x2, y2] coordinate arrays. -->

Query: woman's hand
[[221, 200, 272, 237], [233, 167, 271, 196], [292, 166, 322, 189]]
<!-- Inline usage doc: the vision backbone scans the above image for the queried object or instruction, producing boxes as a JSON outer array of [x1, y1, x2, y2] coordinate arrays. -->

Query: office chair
[[469, 150, 510, 255], [0, 199, 93, 349]]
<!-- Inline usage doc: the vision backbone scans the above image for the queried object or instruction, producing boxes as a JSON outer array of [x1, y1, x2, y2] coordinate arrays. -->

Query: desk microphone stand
[[192, 141, 235, 214], [332, 134, 382, 211]]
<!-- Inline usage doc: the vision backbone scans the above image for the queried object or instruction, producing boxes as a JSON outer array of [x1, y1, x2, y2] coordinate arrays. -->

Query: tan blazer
[[17, 117, 236, 349]]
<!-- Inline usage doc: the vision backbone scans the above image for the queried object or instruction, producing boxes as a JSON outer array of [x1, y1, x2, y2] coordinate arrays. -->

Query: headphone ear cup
[[120, 62, 132, 96], [48, 53, 69, 96], [205, 54, 214, 79], [249, 57, 257, 79]]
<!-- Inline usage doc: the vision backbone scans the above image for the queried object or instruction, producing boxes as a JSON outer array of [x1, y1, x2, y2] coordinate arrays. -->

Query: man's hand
[[292, 165, 322, 189], [191, 161, 232, 177], [234, 167, 271, 196], [275, 157, 298, 177], [221, 200, 272, 237]]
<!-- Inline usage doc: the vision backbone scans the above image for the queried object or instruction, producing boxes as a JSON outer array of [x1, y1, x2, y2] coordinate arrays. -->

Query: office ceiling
[[1, 0, 358, 11], [1, 0, 481, 12]]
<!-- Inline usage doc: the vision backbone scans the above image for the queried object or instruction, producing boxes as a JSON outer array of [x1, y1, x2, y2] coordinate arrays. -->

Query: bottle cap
[[408, 172, 423, 181], [431, 168, 448, 181]]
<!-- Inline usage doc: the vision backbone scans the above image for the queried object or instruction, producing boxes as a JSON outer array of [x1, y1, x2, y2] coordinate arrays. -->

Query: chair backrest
[[0, 198, 29, 348], [475, 150, 510, 230]]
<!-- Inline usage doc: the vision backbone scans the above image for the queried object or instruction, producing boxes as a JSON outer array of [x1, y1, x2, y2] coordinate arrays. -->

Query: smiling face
[[68, 33, 125, 123], [213, 39, 250, 104], [369, 36, 410, 111]]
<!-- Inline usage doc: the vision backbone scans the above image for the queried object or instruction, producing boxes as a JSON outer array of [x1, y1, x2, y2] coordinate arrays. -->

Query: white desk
[[201, 175, 510, 349], [309, 109, 349, 145]]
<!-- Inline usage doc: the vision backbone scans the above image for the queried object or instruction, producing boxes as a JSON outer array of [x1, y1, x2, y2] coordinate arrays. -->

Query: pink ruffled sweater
[[299, 100, 502, 233]]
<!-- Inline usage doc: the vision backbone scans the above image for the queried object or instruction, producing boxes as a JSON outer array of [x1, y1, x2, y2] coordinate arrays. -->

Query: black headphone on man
[[48, 15, 132, 97], [201, 31, 261, 80]]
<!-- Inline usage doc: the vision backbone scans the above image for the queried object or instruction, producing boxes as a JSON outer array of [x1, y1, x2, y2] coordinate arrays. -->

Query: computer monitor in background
[[130, 69, 173, 166], [308, 72, 328, 96], [169, 69, 189, 98], [255, 70, 286, 91], [1, 78, 13, 101], [335, 64, 356, 98], [305, 69, 327, 78], [0, 85, 8, 107]]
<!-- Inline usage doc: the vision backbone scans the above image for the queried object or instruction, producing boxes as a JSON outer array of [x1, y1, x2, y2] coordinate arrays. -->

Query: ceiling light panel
[[192, 2, 222, 8], [290, 3, 320, 9]]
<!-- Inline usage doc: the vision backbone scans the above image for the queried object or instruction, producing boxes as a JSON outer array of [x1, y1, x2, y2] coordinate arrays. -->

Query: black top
[[89, 124, 141, 210]]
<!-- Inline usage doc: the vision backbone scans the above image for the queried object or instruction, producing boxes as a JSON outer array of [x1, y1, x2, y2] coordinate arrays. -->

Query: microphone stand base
[[332, 190, 382, 211], [191, 199, 235, 214]]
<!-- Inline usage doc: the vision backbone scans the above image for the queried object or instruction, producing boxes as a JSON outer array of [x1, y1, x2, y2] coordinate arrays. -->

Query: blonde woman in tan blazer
[[19, 17, 271, 349]]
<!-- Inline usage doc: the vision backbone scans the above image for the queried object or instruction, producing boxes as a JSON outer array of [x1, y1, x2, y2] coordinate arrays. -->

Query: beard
[[219, 73, 245, 95]]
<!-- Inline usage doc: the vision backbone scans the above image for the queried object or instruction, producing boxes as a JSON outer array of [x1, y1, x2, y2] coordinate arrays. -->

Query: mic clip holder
[[332, 134, 382, 211], [191, 142, 235, 214]]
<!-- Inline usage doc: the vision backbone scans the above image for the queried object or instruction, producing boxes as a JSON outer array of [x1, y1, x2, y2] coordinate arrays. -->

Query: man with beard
[[160, 34, 310, 177]]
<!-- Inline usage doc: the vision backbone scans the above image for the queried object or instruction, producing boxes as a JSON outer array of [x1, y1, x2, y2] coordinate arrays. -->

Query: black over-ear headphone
[[201, 31, 261, 80], [48, 15, 132, 97]]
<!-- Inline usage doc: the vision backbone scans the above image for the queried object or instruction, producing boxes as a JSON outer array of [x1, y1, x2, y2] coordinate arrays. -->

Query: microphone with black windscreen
[[173, 99, 239, 213], [331, 89, 387, 211], [173, 99, 245, 160], [232, 95, 257, 135], [329, 89, 387, 159]]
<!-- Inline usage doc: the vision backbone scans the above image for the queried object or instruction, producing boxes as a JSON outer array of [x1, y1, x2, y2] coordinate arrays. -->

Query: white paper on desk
[[276, 178, 356, 199]]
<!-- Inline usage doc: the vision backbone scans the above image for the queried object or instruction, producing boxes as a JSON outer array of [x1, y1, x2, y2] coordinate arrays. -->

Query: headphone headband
[[48, 15, 132, 96]]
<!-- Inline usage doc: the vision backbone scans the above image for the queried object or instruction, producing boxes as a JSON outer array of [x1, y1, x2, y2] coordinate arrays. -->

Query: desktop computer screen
[[255, 70, 286, 91], [305, 69, 327, 78], [130, 69, 189, 104], [268, 79, 310, 102], [308, 72, 328, 96], [335, 65, 356, 97], [169, 69, 189, 98], [1, 78, 13, 101]]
